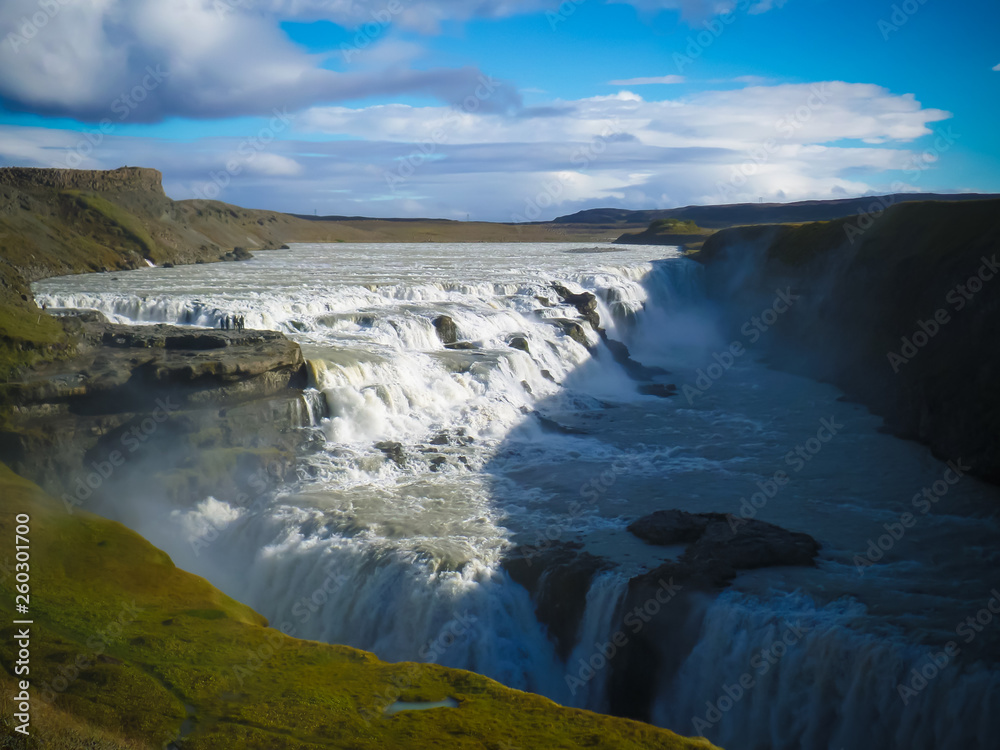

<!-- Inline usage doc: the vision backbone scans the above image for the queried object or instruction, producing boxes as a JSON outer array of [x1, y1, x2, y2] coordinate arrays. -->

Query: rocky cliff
[[693, 198, 1000, 481]]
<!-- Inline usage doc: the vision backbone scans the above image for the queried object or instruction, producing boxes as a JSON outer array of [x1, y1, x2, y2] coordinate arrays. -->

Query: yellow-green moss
[[0, 463, 719, 750]]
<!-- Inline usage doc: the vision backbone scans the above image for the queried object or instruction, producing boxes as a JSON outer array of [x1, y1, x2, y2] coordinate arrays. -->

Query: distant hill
[[555, 193, 1000, 229]]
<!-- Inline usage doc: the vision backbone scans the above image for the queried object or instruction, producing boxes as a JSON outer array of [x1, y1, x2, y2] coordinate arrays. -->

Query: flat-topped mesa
[[0, 166, 165, 195]]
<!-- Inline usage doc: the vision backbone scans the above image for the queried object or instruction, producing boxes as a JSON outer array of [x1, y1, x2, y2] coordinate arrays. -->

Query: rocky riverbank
[[0, 311, 313, 511]]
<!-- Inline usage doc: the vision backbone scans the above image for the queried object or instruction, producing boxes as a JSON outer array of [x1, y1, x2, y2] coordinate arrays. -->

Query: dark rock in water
[[375, 441, 407, 467], [445, 341, 477, 350], [521, 380, 532, 394], [429, 456, 448, 472], [534, 295, 555, 307], [637, 383, 677, 398], [162, 262, 175, 268], [279, 244, 290, 249], [599, 331, 670, 381], [607, 510, 820, 721], [232, 246, 253, 261], [430, 432, 450, 446], [628, 509, 820, 589], [628, 509, 711, 545], [551, 318, 591, 347], [508, 335, 530, 353], [433, 315, 458, 345], [551, 283, 601, 330], [503, 543, 611, 661], [533, 412, 588, 435], [540, 369, 556, 383]]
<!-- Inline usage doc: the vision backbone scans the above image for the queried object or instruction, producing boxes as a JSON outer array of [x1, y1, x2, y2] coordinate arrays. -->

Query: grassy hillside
[[0, 463, 717, 750], [557, 192, 1000, 229]]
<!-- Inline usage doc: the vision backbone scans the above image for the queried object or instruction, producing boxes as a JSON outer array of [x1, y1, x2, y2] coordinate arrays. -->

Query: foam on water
[[35, 242, 1000, 748]]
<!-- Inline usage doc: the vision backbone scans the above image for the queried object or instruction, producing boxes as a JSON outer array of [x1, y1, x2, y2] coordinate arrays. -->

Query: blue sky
[[0, 0, 997, 219]]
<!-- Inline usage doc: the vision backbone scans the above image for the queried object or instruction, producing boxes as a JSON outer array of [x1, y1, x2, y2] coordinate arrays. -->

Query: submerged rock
[[628, 509, 820, 588], [550, 318, 591, 347], [507, 335, 530, 353], [503, 543, 611, 660], [432, 315, 458, 345], [376, 441, 407, 467], [551, 283, 601, 330]]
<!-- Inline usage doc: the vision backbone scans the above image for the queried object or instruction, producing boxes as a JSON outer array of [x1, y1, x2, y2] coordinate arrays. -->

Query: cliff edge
[[692, 198, 1000, 482]]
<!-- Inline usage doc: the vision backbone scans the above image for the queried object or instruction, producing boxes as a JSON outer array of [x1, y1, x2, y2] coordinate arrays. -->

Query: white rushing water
[[35, 242, 1000, 749]]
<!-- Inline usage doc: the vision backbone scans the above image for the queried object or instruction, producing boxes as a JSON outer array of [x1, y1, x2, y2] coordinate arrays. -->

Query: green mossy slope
[[0, 464, 718, 750]]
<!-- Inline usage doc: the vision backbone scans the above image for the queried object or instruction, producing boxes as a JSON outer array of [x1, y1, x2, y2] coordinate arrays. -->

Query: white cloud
[[0, 80, 952, 221], [993, 63, 1000, 71], [608, 76, 686, 85], [0, 0, 521, 121]]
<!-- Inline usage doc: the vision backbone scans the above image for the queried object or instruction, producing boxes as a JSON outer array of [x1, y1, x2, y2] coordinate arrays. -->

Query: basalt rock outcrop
[[0, 312, 313, 507], [503, 543, 612, 660], [504, 510, 819, 723], [606, 511, 818, 719]]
